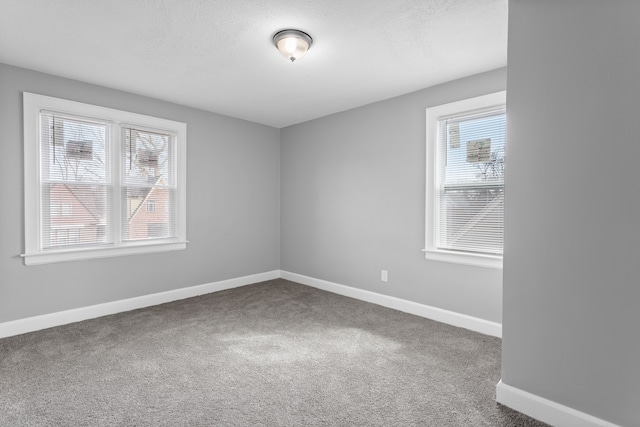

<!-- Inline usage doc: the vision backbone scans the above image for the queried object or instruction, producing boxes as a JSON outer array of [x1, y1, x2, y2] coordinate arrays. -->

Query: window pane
[[41, 114, 108, 184], [123, 187, 176, 241], [122, 127, 177, 242], [43, 184, 109, 249], [444, 112, 506, 185], [40, 112, 111, 250], [439, 187, 504, 255], [123, 128, 174, 186]]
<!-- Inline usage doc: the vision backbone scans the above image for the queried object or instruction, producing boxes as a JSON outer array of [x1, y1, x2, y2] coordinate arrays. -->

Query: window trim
[[424, 91, 506, 269], [23, 92, 187, 266]]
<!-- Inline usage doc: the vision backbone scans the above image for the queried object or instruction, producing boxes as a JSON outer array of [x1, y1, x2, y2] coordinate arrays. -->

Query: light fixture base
[[273, 29, 313, 62]]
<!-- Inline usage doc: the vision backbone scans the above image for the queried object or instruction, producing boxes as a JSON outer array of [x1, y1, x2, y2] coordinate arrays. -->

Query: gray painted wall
[[281, 68, 507, 323], [0, 63, 281, 323], [502, 1, 640, 425]]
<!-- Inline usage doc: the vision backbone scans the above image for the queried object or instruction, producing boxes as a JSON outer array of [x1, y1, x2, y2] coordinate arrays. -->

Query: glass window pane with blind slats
[[40, 112, 111, 250], [122, 128, 177, 241], [437, 110, 506, 256]]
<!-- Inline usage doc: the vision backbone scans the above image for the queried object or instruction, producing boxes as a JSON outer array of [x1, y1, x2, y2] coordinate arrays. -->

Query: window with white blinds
[[425, 91, 506, 269], [23, 93, 187, 266], [123, 127, 177, 242], [40, 112, 111, 250]]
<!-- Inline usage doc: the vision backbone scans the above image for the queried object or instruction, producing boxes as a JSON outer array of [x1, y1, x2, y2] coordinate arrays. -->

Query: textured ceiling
[[0, 0, 507, 128]]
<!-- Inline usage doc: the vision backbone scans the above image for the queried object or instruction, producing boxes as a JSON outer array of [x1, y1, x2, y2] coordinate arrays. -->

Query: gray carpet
[[0, 279, 548, 426]]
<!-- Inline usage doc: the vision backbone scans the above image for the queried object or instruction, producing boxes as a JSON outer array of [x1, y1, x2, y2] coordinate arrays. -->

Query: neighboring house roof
[[55, 183, 101, 222], [128, 176, 167, 221]]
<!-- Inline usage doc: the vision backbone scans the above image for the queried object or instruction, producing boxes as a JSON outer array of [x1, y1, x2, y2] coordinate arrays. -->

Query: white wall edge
[[0, 270, 280, 339], [496, 380, 622, 427], [280, 270, 502, 338]]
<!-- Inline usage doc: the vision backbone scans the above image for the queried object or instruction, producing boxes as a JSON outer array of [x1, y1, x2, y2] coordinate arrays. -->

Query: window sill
[[423, 249, 502, 269], [22, 241, 187, 266]]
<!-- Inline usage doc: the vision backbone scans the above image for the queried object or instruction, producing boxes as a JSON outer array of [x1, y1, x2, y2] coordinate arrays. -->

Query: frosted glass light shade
[[273, 29, 313, 62]]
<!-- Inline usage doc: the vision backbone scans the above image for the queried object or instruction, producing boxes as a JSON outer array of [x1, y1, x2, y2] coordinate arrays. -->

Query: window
[[51, 202, 74, 218], [61, 202, 73, 216], [51, 227, 80, 246], [23, 93, 187, 265], [425, 91, 506, 269]]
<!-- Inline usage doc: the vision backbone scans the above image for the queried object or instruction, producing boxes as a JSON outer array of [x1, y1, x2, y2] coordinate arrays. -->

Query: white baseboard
[[0, 270, 280, 339], [1, 270, 500, 340], [280, 270, 502, 337], [496, 380, 621, 427]]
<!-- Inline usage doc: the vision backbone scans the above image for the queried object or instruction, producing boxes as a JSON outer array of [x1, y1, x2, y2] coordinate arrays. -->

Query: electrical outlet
[[381, 270, 388, 282]]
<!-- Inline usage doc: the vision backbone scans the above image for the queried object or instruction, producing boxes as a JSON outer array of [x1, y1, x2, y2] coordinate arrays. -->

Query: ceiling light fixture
[[273, 29, 313, 62]]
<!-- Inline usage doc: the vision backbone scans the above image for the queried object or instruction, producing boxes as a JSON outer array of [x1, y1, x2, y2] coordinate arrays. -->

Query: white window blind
[[23, 93, 187, 266], [40, 112, 111, 250], [122, 127, 177, 241], [436, 109, 506, 255]]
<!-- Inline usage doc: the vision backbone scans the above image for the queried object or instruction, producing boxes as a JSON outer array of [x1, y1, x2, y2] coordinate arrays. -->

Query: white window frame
[[425, 91, 506, 269], [23, 92, 187, 266]]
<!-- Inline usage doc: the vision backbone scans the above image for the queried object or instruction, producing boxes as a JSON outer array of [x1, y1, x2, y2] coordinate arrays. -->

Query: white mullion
[[176, 129, 186, 242], [111, 123, 122, 246], [169, 133, 179, 238]]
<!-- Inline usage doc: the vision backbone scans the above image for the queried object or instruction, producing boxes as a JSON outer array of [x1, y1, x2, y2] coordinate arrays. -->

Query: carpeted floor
[[0, 279, 548, 426]]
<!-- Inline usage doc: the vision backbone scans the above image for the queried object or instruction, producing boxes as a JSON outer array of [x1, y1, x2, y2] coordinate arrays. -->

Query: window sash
[[121, 126, 177, 242], [39, 112, 112, 251], [436, 186, 504, 255], [435, 110, 506, 256]]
